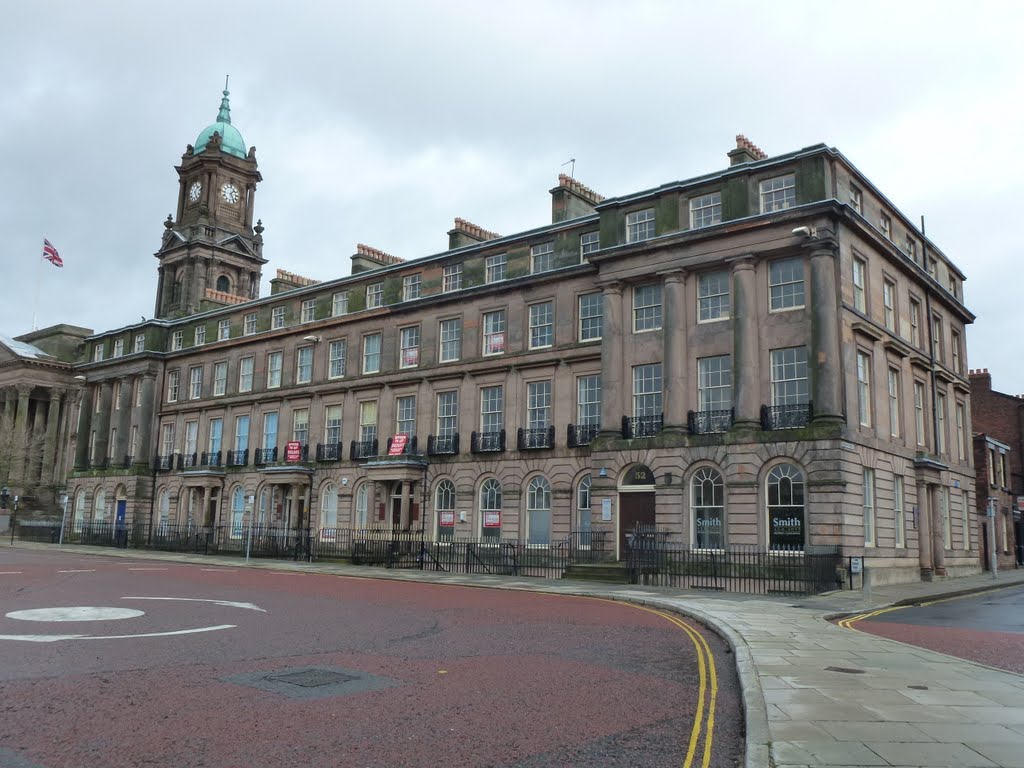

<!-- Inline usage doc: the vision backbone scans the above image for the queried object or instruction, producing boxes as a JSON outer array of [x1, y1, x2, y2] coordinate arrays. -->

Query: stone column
[[135, 374, 157, 466], [662, 271, 688, 433], [30, 391, 47, 482], [93, 382, 114, 465], [931, 485, 947, 576], [731, 258, 760, 429], [916, 480, 934, 579], [11, 385, 32, 482], [74, 388, 92, 469], [41, 389, 63, 485], [400, 481, 411, 531], [810, 243, 843, 422], [599, 283, 625, 438], [114, 380, 132, 465], [154, 266, 166, 317]]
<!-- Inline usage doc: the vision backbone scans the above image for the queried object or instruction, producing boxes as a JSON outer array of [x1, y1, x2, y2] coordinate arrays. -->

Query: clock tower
[[154, 85, 267, 319]]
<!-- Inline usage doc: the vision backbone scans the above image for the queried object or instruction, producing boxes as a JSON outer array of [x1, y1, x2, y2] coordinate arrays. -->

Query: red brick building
[[969, 369, 1024, 568]]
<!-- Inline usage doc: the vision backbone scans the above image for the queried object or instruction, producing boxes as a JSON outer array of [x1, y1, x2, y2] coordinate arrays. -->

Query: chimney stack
[[448, 218, 500, 250], [728, 134, 768, 166], [550, 173, 605, 223]]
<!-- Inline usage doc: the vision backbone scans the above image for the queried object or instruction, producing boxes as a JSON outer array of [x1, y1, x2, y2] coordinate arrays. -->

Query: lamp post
[[58, 492, 69, 546]]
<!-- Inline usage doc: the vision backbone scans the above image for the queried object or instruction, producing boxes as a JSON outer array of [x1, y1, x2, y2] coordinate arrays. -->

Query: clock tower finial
[[217, 77, 232, 125]]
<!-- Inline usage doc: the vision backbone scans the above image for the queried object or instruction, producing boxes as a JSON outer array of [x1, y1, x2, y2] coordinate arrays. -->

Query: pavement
[[7, 542, 1024, 768]]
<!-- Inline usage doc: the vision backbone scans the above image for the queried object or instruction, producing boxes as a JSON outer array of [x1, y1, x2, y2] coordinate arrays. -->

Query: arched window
[[354, 483, 369, 529], [257, 488, 268, 527], [479, 478, 502, 540], [93, 489, 107, 523], [691, 467, 724, 549], [216, 275, 231, 293], [576, 475, 592, 542], [766, 464, 805, 550], [435, 479, 456, 541], [74, 490, 86, 527], [230, 487, 245, 538], [321, 484, 338, 539], [158, 489, 170, 527], [526, 476, 551, 545]]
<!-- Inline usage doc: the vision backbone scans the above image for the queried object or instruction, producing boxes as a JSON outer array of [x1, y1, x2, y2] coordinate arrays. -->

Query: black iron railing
[[427, 434, 459, 456], [316, 442, 343, 462], [154, 454, 175, 472], [470, 430, 505, 453], [350, 439, 378, 461], [625, 528, 842, 595], [760, 402, 812, 430], [226, 449, 248, 467], [622, 414, 663, 438], [201, 450, 223, 467], [121, 455, 134, 469], [688, 409, 733, 435], [178, 453, 199, 470], [517, 426, 555, 450], [254, 447, 277, 466], [567, 423, 600, 448]]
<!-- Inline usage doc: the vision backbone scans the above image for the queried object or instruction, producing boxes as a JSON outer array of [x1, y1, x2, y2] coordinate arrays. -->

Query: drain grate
[[824, 666, 865, 674], [267, 669, 356, 688], [223, 666, 400, 700]]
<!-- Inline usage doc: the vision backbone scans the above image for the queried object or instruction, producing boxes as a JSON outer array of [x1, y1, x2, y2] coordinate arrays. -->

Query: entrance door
[[619, 491, 655, 557], [115, 500, 127, 548]]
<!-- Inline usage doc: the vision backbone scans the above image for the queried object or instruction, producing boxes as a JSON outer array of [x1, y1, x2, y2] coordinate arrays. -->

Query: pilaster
[[809, 241, 843, 422], [662, 270, 688, 432], [599, 283, 625, 437], [731, 258, 760, 428]]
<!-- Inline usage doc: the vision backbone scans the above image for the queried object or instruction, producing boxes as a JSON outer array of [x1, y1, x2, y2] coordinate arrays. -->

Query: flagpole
[[32, 241, 43, 331]]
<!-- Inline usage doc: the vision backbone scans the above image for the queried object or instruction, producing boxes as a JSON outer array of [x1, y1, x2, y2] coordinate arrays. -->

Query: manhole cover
[[267, 669, 356, 688], [223, 666, 400, 700], [824, 666, 865, 674]]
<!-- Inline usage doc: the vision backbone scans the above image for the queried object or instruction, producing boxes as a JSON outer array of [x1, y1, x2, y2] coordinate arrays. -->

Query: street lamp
[[58, 492, 69, 546]]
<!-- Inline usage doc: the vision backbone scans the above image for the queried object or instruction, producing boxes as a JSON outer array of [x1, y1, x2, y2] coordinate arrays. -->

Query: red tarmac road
[[842, 585, 1024, 675], [0, 549, 743, 768]]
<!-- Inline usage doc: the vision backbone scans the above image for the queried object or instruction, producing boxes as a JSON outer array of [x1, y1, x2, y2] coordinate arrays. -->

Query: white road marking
[[7, 607, 145, 622], [0, 571, 23, 575], [58, 569, 95, 573], [121, 596, 266, 612], [128, 568, 168, 571], [200, 568, 237, 572], [0, 624, 235, 643]]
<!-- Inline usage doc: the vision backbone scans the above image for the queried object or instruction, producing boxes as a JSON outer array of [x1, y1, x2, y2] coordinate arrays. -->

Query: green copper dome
[[194, 88, 247, 159]]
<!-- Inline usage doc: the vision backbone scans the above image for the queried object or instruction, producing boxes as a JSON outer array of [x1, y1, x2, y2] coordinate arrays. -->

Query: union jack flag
[[42, 238, 63, 268]]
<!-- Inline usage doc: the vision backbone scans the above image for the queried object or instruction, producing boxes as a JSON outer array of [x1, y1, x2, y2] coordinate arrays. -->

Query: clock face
[[188, 181, 202, 203], [221, 183, 240, 204]]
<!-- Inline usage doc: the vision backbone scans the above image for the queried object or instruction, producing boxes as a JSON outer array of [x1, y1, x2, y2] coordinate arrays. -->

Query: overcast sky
[[2, 1, 1022, 393]]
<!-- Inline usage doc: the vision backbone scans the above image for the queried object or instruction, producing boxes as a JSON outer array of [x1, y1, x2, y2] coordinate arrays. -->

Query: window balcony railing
[[567, 423, 600, 448], [622, 414, 663, 439], [226, 449, 248, 467], [316, 442, 343, 462], [178, 452, 199, 470], [688, 409, 734, 435], [427, 434, 459, 456], [121, 455, 134, 469], [201, 450, 223, 467], [97, 457, 112, 470], [518, 426, 555, 451], [350, 439, 378, 461], [760, 402, 812, 430], [254, 447, 278, 466], [470, 430, 505, 453], [386, 435, 418, 456], [154, 454, 175, 472]]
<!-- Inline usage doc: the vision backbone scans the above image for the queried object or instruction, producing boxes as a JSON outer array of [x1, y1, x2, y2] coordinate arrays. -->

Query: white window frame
[[527, 380, 552, 430], [580, 231, 600, 262], [436, 391, 458, 437], [528, 301, 554, 349], [442, 264, 462, 293], [887, 366, 901, 438], [244, 313, 257, 336], [856, 350, 872, 427], [328, 340, 347, 379], [170, 331, 183, 351], [883, 278, 897, 332], [271, 306, 286, 329], [301, 299, 316, 323], [759, 174, 795, 213], [400, 326, 420, 369], [113, 338, 124, 358], [697, 355, 732, 412], [332, 292, 349, 317], [296, 345, 313, 384], [697, 271, 730, 322], [769, 258, 805, 311], [530, 242, 554, 274], [770, 347, 809, 406], [632, 363, 663, 418], [134, 333, 145, 353], [266, 351, 283, 389], [438, 318, 461, 363], [395, 395, 416, 437], [853, 256, 867, 313], [914, 380, 926, 447], [626, 208, 655, 243], [213, 361, 227, 397], [578, 293, 602, 342], [238, 356, 254, 393], [863, 468, 876, 547], [485, 254, 507, 284], [689, 192, 722, 229], [167, 370, 180, 403], [366, 283, 384, 309], [402, 274, 422, 301], [362, 333, 382, 374], [189, 366, 203, 400], [632, 284, 662, 332], [218, 319, 231, 341], [850, 185, 862, 215], [894, 475, 906, 548], [482, 310, 506, 356]]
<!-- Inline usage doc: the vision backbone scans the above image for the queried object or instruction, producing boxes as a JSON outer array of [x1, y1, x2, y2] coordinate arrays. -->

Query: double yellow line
[[837, 605, 902, 629], [596, 599, 719, 768], [839, 585, 1018, 630]]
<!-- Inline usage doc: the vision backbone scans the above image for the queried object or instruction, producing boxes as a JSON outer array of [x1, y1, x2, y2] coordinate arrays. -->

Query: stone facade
[[6, 100, 980, 585]]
